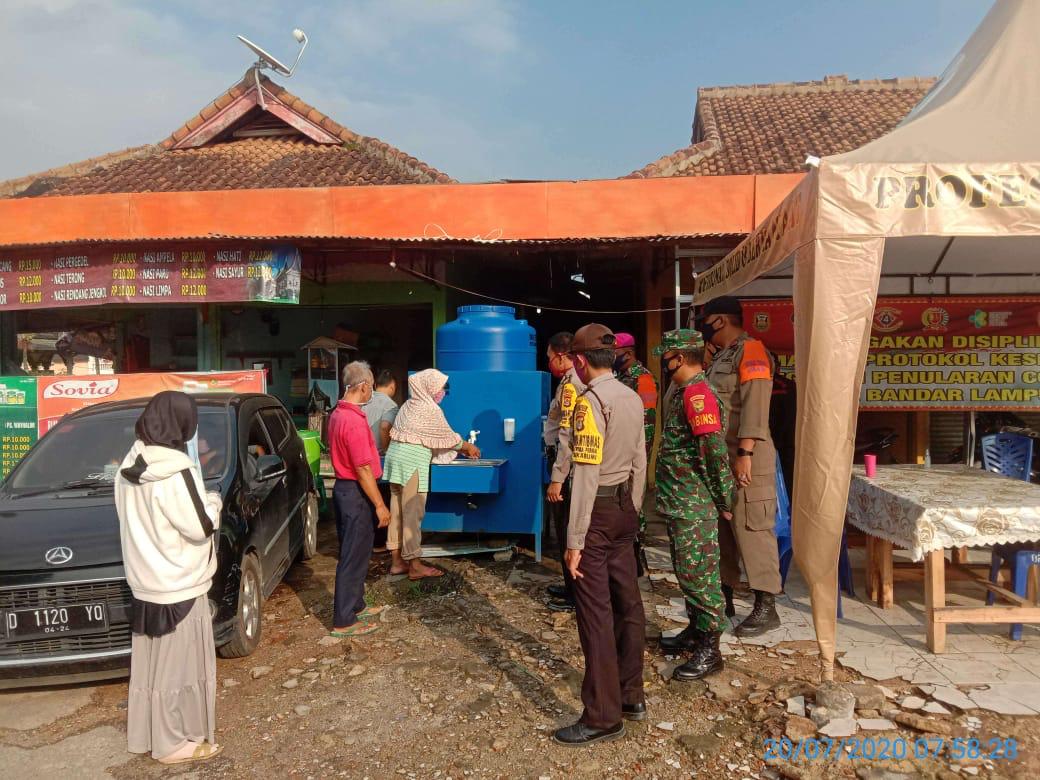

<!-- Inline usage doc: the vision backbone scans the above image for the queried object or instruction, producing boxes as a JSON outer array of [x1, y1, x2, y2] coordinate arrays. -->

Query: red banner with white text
[[741, 297, 1040, 410]]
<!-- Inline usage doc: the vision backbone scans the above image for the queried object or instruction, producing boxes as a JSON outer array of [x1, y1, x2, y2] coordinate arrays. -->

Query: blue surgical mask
[[186, 430, 202, 473]]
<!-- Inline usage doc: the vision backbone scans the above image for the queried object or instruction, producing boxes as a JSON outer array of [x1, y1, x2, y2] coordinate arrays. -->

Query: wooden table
[[846, 465, 1040, 653]]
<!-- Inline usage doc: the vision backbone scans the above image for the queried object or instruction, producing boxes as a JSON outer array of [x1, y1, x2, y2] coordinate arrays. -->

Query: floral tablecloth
[[846, 465, 1040, 561]]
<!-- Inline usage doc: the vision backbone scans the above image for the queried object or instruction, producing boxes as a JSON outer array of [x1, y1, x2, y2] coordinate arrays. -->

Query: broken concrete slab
[[0, 687, 95, 730], [967, 684, 1040, 716], [0, 725, 130, 778], [918, 684, 976, 711], [858, 718, 897, 731], [922, 702, 951, 715], [785, 696, 806, 717], [818, 718, 858, 738], [898, 695, 926, 711]]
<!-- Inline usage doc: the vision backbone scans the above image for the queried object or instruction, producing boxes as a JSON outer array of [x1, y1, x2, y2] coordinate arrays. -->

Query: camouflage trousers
[[664, 513, 725, 633]]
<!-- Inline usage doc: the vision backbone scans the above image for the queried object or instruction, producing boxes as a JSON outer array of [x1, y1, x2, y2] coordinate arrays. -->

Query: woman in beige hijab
[[383, 369, 480, 579]]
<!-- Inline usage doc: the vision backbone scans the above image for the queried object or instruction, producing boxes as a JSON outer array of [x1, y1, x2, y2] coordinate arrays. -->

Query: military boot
[[672, 630, 724, 681], [733, 590, 781, 638], [721, 584, 736, 618], [658, 622, 698, 654]]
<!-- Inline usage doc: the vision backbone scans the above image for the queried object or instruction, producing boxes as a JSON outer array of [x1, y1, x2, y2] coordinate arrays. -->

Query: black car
[[0, 393, 319, 688]]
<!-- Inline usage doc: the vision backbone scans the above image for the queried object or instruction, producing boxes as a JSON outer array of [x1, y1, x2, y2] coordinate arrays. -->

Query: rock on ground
[[815, 681, 855, 720], [785, 715, 817, 740], [847, 682, 886, 712]]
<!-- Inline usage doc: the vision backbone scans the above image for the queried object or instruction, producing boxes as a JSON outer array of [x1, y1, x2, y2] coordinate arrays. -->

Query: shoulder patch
[[683, 382, 722, 435], [739, 339, 773, 384]]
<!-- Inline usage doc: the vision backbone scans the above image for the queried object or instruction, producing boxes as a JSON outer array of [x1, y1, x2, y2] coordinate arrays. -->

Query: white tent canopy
[[692, 0, 1040, 679]]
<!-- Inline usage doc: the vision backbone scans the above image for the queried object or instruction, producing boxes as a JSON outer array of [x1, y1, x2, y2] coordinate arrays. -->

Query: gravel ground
[[3, 515, 1038, 779]]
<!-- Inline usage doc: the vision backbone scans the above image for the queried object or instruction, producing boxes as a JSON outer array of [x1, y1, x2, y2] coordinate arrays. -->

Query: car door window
[[244, 413, 274, 482], [259, 407, 291, 451]]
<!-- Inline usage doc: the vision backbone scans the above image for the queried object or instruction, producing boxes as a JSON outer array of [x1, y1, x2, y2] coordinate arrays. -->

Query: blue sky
[[1, 0, 991, 183]]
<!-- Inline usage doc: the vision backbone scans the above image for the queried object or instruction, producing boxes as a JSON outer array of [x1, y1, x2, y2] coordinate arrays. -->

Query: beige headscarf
[[389, 369, 462, 450]]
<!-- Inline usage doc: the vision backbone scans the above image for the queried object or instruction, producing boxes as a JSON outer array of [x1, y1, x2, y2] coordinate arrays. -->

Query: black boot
[[733, 590, 781, 638], [673, 630, 724, 681], [659, 622, 698, 653], [721, 584, 736, 618]]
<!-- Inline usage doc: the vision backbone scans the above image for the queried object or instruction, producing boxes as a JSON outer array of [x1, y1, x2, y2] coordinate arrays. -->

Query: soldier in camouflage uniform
[[652, 329, 735, 681]]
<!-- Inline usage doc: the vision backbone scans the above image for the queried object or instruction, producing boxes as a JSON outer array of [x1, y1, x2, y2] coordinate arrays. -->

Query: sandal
[[408, 567, 445, 581], [330, 622, 380, 638], [158, 742, 223, 765], [356, 606, 385, 622]]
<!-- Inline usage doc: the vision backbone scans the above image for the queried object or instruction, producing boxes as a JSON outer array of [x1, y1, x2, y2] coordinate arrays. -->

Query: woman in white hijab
[[383, 369, 480, 579]]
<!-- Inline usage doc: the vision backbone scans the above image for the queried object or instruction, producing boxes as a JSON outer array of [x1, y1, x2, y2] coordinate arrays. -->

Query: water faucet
[[468, 430, 480, 445]]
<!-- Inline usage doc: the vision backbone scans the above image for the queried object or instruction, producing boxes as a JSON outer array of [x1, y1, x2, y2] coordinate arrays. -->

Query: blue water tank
[[436, 305, 536, 371]]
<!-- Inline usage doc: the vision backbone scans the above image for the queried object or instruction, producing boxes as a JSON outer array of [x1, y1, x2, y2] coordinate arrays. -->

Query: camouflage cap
[[652, 328, 704, 356]]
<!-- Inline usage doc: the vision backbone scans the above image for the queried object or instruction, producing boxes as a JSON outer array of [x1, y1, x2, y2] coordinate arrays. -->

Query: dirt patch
[[3, 519, 1039, 778]]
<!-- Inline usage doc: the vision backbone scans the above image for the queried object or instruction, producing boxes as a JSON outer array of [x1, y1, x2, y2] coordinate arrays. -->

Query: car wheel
[[301, 492, 319, 560], [217, 553, 263, 658]]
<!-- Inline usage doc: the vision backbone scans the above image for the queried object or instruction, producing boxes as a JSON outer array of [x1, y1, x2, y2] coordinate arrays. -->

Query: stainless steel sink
[[440, 458, 506, 467]]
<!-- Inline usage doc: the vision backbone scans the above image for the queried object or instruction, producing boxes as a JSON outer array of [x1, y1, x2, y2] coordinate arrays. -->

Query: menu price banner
[[0, 377, 38, 479], [0, 245, 301, 311], [741, 297, 1040, 411]]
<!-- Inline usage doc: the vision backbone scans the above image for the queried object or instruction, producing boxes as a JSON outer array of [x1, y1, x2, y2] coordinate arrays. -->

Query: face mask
[[697, 318, 722, 347], [612, 353, 628, 373], [548, 358, 567, 379], [186, 430, 202, 473], [433, 390, 446, 404], [573, 357, 589, 384]]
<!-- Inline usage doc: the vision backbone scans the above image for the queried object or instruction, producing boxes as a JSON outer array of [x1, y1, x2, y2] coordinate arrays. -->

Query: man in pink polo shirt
[[327, 361, 391, 638]]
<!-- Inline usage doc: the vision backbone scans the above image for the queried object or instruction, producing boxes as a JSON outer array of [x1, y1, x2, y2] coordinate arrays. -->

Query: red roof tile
[[627, 75, 936, 178], [2, 71, 452, 199]]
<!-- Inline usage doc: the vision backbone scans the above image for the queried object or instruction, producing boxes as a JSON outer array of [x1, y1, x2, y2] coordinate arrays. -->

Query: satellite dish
[[237, 35, 293, 76], [237, 29, 308, 78]]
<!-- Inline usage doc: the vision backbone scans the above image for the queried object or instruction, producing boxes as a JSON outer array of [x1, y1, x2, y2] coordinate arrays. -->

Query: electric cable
[[389, 261, 686, 315]]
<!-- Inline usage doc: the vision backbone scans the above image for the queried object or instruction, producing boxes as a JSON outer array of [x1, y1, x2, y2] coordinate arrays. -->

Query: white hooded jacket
[[115, 441, 223, 604]]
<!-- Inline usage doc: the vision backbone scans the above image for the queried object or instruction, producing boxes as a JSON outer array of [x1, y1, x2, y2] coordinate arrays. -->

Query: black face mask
[[613, 353, 628, 373], [697, 319, 720, 348]]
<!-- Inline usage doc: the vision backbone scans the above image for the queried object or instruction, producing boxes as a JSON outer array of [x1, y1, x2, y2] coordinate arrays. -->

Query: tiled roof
[[2, 72, 452, 199], [627, 74, 936, 178]]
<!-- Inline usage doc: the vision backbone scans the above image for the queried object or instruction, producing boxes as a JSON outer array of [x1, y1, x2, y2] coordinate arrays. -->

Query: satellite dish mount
[[237, 29, 308, 109]]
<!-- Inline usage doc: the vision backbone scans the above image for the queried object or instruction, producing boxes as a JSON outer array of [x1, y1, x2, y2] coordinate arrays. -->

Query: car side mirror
[[255, 454, 286, 482]]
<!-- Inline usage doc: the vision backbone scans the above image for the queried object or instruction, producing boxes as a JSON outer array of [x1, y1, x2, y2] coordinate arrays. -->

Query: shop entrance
[[220, 303, 433, 415], [5, 306, 199, 376]]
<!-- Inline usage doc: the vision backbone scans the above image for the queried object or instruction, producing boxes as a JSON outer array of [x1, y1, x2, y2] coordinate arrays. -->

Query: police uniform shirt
[[566, 373, 647, 550], [706, 333, 777, 471], [545, 366, 586, 483]]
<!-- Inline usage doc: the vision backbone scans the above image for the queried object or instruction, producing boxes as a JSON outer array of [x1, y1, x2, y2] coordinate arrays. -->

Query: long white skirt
[[127, 595, 216, 758]]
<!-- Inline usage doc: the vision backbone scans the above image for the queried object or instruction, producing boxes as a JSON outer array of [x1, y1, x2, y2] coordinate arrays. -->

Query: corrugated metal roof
[[0, 232, 743, 250]]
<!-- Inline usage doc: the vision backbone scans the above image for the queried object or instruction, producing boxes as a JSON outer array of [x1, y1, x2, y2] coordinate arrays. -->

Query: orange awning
[[0, 174, 803, 248]]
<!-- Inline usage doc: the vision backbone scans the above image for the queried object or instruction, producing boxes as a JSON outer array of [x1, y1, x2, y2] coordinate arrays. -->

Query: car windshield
[[4, 407, 230, 494]]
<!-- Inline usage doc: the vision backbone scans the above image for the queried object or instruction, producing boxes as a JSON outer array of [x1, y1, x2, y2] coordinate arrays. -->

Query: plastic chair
[[982, 432, 1033, 481], [982, 432, 1038, 639], [776, 456, 853, 618]]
